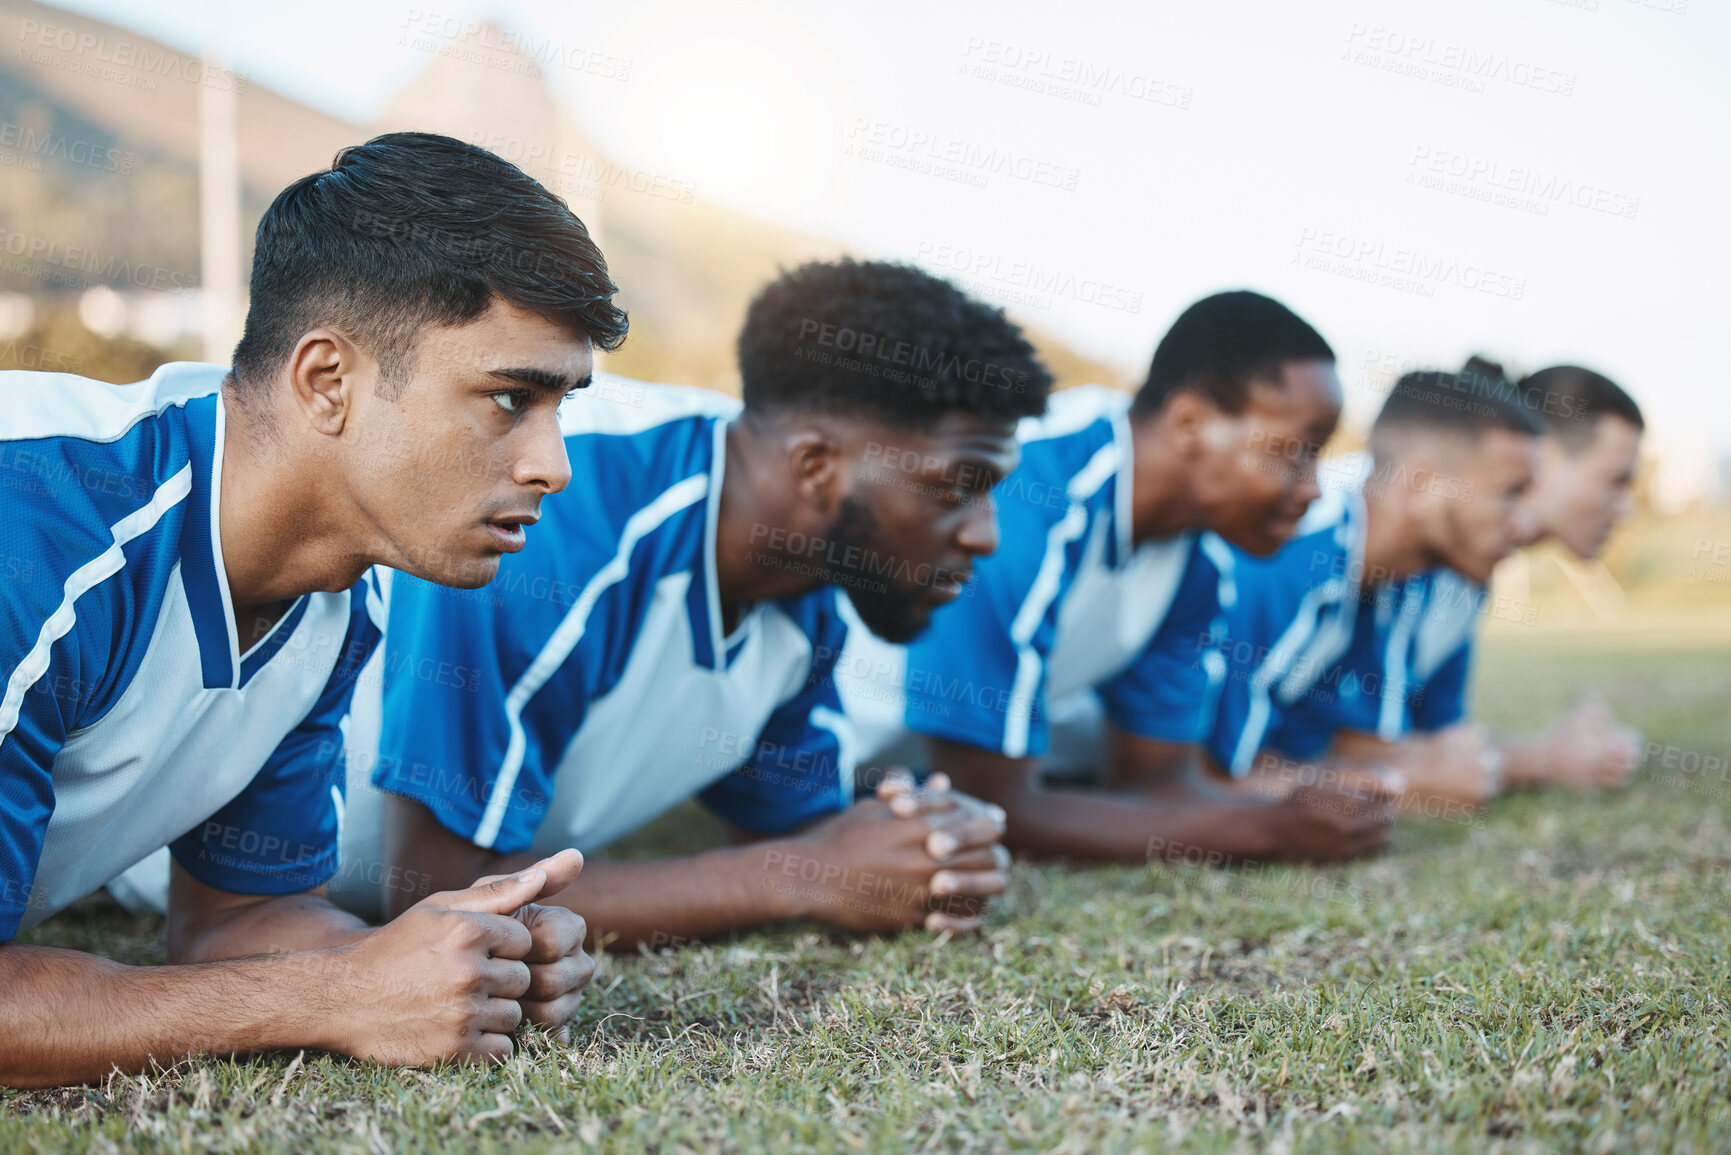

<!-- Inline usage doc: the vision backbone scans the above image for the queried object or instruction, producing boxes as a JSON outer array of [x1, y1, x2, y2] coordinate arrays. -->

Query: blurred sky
[[42, 0, 1731, 506]]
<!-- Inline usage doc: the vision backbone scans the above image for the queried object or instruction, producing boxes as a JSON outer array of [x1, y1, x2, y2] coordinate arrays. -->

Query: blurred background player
[[1205, 368, 1547, 812], [838, 290, 1394, 864], [1336, 357, 1649, 797]]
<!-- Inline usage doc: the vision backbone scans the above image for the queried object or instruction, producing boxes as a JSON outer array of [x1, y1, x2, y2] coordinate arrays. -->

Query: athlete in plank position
[[0, 133, 622, 1086], [838, 291, 1393, 864], [1205, 369, 1546, 812], [346, 260, 1048, 945], [1316, 358, 1646, 805]]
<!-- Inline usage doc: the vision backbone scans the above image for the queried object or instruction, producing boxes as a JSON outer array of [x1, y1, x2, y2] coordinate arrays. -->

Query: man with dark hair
[[346, 259, 1048, 946], [1352, 356, 1648, 795], [1466, 358, 1644, 560], [1206, 368, 1547, 812], [838, 290, 1394, 864], [1, 132, 621, 1087]]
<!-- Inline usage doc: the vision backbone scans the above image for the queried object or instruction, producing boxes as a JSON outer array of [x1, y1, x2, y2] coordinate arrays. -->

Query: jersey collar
[[1109, 410, 1134, 568], [179, 392, 307, 690], [687, 416, 762, 670]]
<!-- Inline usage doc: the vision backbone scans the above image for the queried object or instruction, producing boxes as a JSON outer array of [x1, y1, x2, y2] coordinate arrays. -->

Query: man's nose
[[518, 410, 572, 494], [956, 495, 1000, 557], [1507, 499, 1542, 548]]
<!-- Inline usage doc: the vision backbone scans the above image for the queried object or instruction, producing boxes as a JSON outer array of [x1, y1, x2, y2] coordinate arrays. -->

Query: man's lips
[[926, 569, 971, 603], [483, 512, 539, 553]]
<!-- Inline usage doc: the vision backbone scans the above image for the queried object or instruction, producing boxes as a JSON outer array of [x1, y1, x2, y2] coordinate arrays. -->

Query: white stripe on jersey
[[0, 463, 193, 748], [1378, 584, 1423, 741], [808, 705, 856, 810], [1001, 439, 1120, 758], [474, 470, 712, 848]]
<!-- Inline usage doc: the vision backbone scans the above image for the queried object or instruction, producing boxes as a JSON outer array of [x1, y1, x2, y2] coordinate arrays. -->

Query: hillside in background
[[0, 0, 1121, 392]]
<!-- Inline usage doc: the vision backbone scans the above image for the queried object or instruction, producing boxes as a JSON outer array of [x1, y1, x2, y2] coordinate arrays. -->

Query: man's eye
[[492, 390, 531, 414]]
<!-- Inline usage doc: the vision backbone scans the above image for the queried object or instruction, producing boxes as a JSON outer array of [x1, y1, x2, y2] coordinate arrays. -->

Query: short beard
[[825, 496, 930, 645]]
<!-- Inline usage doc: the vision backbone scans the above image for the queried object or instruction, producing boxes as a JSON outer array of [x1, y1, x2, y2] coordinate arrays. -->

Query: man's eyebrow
[[487, 367, 593, 394], [952, 453, 1011, 486]]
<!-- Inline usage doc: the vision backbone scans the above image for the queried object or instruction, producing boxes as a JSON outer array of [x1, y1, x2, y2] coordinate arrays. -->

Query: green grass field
[[5, 629, 1729, 1153]]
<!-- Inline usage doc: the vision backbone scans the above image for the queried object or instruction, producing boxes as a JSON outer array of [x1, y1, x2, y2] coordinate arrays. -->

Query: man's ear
[[285, 328, 368, 436], [1163, 390, 1226, 458], [785, 427, 843, 513]]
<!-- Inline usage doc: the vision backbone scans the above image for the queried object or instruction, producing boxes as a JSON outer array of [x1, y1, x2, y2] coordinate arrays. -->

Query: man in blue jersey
[[359, 260, 1049, 946], [1397, 359, 1644, 792], [839, 291, 1395, 863], [1206, 368, 1545, 814], [1, 133, 623, 1086]]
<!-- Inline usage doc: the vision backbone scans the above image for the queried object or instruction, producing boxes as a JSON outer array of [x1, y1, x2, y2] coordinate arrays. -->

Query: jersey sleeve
[[699, 594, 853, 833], [369, 572, 577, 856], [1202, 535, 1340, 776], [170, 583, 382, 895], [1409, 636, 1473, 732], [1097, 539, 1223, 744], [902, 486, 1073, 759], [0, 486, 141, 939], [0, 571, 84, 941]]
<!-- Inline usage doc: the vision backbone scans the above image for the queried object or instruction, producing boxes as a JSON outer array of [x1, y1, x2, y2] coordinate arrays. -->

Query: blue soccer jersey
[[1204, 465, 1480, 775], [351, 376, 853, 861], [837, 385, 1229, 765], [0, 363, 381, 939]]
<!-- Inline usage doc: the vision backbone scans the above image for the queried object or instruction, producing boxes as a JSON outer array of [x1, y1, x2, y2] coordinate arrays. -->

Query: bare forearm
[[1494, 735, 1552, 790], [172, 894, 371, 963], [484, 845, 806, 950], [932, 737, 1276, 863], [167, 869, 373, 964], [994, 784, 1277, 862], [0, 944, 334, 1088]]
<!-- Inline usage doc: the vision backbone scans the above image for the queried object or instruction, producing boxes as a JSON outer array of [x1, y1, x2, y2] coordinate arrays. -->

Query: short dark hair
[[1458, 356, 1643, 452], [736, 259, 1051, 429], [1371, 368, 1543, 457], [1519, 364, 1644, 451], [231, 132, 628, 395], [1131, 290, 1333, 416]]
